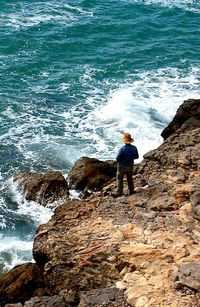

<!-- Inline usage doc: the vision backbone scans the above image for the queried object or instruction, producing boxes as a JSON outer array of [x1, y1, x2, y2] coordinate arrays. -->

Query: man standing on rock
[[113, 133, 139, 197]]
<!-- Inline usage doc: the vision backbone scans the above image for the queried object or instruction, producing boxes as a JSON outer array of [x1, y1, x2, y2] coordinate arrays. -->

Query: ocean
[[0, 0, 200, 274]]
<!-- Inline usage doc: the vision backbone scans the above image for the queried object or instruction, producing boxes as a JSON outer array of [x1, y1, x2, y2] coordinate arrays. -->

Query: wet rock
[[0, 263, 46, 306], [68, 157, 116, 191], [13, 171, 69, 205]]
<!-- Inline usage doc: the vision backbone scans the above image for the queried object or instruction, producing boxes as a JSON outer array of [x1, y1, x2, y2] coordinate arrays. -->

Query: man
[[113, 133, 139, 197]]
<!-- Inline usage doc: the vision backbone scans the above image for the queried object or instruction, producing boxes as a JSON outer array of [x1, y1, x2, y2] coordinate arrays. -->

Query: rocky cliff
[[0, 99, 200, 307]]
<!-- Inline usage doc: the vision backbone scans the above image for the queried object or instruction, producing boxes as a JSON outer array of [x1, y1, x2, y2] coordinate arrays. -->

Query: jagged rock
[[0, 263, 46, 306], [161, 98, 200, 140], [13, 171, 69, 205], [68, 157, 116, 191]]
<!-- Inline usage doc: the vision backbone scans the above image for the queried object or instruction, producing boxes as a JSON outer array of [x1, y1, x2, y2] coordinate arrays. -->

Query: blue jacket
[[116, 144, 139, 167]]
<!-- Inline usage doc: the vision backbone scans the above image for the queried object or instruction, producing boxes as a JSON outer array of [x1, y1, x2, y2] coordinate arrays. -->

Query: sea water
[[0, 0, 200, 274]]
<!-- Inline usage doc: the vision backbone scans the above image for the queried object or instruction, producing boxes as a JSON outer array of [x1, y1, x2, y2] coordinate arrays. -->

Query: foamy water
[[0, 235, 33, 272], [129, 0, 200, 13], [60, 66, 200, 161]]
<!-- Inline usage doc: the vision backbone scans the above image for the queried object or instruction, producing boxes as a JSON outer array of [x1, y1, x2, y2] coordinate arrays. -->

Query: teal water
[[0, 0, 200, 273]]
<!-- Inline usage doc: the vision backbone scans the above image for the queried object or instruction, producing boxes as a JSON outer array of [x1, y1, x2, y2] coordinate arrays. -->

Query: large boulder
[[68, 157, 116, 191], [161, 98, 200, 140], [13, 171, 69, 206], [0, 263, 46, 306]]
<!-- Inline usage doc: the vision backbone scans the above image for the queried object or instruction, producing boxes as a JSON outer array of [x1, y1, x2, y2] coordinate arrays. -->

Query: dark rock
[[23, 295, 68, 307], [78, 288, 130, 307], [13, 171, 69, 206], [68, 157, 116, 191], [191, 191, 200, 220], [172, 262, 200, 291], [0, 263, 46, 306], [161, 99, 200, 140]]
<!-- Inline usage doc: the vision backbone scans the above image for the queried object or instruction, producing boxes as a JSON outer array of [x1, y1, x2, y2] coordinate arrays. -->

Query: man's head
[[122, 133, 134, 143]]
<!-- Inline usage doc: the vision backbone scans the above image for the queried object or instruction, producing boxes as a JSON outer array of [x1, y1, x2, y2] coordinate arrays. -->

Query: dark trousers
[[117, 166, 134, 196]]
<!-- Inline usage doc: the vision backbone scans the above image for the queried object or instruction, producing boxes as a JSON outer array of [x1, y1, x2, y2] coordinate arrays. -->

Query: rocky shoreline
[[0, 99, 200, 307]]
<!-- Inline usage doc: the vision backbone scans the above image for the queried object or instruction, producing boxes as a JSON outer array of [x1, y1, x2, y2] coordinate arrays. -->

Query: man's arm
[[116, 147, 123, 163], [134, 146, 139, 159]]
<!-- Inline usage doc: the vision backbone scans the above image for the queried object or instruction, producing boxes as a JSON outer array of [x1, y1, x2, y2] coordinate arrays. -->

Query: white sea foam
[[63, 3, 94, 17], [0, 215, 6, 229], [0, 66, 199, 170], [0, 175, 79, 272], [69, 189, 81, 200], [60, 66, 200, 161], [3, 2, 94, 30], [127, 0, 200, 13], [0, 177, 60, 273], [1, 106, 17, 120], [4, 10, 75, 29], [0, 236, 33, 272], [59, 83, 70, 91], [9, 178, 54, 227]]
